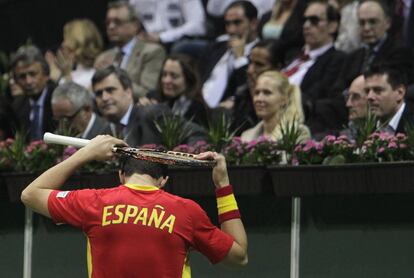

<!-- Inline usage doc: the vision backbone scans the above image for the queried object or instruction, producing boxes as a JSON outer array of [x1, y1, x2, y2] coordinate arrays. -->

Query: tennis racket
[[43, 133, 216, 167]]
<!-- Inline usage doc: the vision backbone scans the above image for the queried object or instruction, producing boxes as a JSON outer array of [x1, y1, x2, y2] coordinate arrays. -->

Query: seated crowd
[[1, 0, 414, 150]]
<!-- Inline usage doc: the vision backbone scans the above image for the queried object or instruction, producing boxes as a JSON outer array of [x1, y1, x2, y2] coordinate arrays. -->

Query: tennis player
[[21, 135, 248, 277]]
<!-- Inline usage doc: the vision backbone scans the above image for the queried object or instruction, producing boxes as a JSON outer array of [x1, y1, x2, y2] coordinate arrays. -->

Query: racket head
[[112, 147, 216, 167]]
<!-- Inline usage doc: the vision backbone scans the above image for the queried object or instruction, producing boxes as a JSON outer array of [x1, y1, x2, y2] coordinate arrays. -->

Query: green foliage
[[279, 120, 301, 164], [154, 114, 193, 150], [207, 113, 238, 152], [355, 111, 378, 147]]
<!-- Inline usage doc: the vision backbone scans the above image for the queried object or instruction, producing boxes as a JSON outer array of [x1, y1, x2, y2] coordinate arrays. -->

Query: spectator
[[10, 45, 56, 140], [92, 66, 166, 147], [46, 19, 103, 89], [232, 39, 285, 133], [335, 0, 414, 93], [130, 0, 206, 46], [281, 1, 346, 134], [51, 82, 111, 139], [139, 54, 209, 127], [95, 1, 166, 101], [340, 75, 368, 139], [364, 65, 414, 134], [241, 70, 310, 143], [258, 0, 306, 62], [200, 0, 259, 109]]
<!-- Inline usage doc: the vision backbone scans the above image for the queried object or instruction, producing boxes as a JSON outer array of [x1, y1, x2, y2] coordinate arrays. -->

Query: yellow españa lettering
[[101, 204, 176, 233]]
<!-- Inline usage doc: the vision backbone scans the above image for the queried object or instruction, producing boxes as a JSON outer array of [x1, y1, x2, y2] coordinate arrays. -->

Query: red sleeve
[[185, 200, 234, 264], [48, 189, 98, 230]]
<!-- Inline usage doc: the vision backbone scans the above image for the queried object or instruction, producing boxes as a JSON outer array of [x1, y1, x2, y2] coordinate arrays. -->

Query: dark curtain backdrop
[[0, 0, 109, 54]]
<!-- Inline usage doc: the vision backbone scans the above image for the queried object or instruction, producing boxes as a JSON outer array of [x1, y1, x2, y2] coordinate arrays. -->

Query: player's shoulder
[[160, 191, 204, 212]]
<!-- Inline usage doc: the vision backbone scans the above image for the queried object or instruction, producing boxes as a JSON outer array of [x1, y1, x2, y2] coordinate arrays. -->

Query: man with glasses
[[281, 1, 346, 135], [10, 45, 56, 140], [334, 0, 414, 101], [95, 1, 166, 101], [200, 0, 259, 109], [51, 82, 111, 139], [340, 75, 368, 140]]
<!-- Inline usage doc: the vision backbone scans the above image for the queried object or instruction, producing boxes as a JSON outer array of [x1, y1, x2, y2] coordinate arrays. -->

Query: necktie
[[31, 104, 41, 140], [114, 49, 125, 68], [115, 123, 126, 139], [282, 53, 310, 77], [361, 47, 374, 73]]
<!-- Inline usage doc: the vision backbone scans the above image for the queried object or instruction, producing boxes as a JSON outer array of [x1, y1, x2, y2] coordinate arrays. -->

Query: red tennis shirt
[[48, 184, 234, 278]]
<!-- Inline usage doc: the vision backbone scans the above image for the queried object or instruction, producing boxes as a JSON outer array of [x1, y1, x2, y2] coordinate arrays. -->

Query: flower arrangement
[[359, 132, 411, 162], [223, 137, 281, 165]]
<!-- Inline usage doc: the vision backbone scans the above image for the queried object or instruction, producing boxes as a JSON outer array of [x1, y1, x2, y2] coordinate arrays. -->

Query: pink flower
[[324, 135, 336, 143], [387, 142, 397, 149], [378, 147, 385, 153]]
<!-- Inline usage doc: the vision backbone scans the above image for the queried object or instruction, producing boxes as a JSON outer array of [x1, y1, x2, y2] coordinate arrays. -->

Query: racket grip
[[43, 132, 90, 148]]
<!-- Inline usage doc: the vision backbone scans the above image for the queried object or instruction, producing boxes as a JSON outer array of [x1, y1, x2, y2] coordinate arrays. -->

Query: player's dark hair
[[119, 157, 168, 179]]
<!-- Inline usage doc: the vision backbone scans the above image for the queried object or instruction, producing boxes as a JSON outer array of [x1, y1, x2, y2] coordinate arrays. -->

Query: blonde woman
[[241, 70, 310, 143], [46, 19, 103, 88]]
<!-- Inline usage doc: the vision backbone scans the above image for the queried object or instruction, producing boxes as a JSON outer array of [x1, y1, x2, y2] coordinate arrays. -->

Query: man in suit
[[92, 66, 166, 147], [200, 0, 259, 109], [51, 82, 111, 139], [335, 0, 414, 94], [10, 45, 56, 141], [281, 1, 346, 134], [364, 65, 414, 134], [94, 1, 166, 101]]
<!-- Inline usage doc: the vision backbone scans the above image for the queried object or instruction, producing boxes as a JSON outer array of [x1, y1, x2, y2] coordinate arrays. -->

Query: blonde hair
[[63, 19, 103, 67], [270, 0, 297, 21], [256, 70, 305, 140]]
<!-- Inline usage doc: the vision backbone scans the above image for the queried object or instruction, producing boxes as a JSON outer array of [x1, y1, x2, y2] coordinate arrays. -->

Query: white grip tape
[[43, 133, 90, 148]]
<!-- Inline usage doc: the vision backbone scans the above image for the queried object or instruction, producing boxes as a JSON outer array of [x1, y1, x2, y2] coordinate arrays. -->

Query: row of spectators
[[0, 0, 413, 148]]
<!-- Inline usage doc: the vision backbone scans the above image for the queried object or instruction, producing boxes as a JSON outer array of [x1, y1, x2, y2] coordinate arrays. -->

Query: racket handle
[[43, 132, 90, 148]]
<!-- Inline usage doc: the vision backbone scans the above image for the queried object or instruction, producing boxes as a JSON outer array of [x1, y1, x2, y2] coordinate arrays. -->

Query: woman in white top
[[46, 19, 103, 89], [241, 70, 310, 142]]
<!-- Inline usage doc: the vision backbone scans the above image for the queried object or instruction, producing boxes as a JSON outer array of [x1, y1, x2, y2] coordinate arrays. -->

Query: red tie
[[282, 53, 310, 77]]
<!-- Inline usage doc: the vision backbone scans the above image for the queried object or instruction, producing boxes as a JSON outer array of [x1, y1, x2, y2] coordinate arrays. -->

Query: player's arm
[[21, 135, 126, 218], [196, 152, 248, 267]]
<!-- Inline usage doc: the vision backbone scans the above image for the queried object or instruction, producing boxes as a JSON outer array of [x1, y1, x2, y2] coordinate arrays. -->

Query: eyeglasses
[[105, 18, 133, 27], [224, 19, 244, 26], [359, 18, 380, 27], [94, 86, 117, 97], [54, 106, 83, 122], [303, 15, 326, 26]]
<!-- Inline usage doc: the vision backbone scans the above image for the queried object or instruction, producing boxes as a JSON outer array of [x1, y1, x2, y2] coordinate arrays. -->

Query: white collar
[[388, 102, 406, 132], [306, 43, 333, 60], [120, 104, 133, 126]]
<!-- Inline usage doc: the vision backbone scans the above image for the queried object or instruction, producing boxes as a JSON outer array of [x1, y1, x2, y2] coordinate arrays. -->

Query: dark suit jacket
[[83, 114, 111, 139], [199, 41, 228, 83], [11, 81, 56, 141], [395, 101, 414, 134], [334, 36, 414, 94], [199, 41, 249, 104], [297, 46, 347, 134], [122, 105, 168, 147]]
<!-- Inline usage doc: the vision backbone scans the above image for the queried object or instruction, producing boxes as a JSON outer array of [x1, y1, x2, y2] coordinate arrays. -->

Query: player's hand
[[81, 135, 128, 161], [195, 151, 230, 188]]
